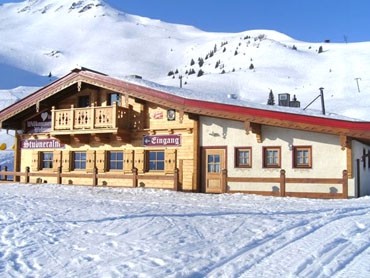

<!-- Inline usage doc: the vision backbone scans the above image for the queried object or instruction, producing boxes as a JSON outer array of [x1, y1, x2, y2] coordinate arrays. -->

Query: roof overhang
[[1, 67, 370, 144]]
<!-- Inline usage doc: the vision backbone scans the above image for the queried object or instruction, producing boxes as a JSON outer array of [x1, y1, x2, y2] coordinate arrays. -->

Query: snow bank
[[1, 183, 370, 277]]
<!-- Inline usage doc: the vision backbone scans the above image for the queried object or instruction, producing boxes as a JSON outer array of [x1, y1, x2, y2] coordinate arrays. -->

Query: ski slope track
[[1, 184, 370, 277]]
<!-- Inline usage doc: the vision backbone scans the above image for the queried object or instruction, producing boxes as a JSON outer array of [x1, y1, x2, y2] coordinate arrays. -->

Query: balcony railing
[[51, 103, 129, 132]]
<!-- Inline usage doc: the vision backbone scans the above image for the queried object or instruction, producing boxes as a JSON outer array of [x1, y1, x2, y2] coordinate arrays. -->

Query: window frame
[[146, 150, 165, 172], [235, 147, 252, 168], [41, 152, 53, 169], [107, 93, 121, 106], [207, 153, 221, 173], [293, 146, 312, 168], [263, 146, 281, 168], [108, 151, 124, 171], [73, 151, 86, 170]]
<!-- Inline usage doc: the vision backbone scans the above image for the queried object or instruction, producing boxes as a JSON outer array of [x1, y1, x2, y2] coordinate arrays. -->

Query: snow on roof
[[118, 73, 360, 122]]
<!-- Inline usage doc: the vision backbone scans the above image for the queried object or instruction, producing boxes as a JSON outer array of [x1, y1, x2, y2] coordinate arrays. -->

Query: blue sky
[[107, 0, 369, 43], [0, 0, 369, 42]]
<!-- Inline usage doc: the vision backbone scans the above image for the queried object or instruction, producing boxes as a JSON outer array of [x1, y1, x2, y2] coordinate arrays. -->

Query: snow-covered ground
[[1, 183, 370, 277]]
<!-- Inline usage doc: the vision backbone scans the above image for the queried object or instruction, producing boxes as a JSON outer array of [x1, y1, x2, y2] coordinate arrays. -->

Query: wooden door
[[202, 148, 226, 193]]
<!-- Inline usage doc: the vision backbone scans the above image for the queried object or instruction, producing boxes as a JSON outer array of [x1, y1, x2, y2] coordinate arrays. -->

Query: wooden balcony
[[50, 104, 130, 138]]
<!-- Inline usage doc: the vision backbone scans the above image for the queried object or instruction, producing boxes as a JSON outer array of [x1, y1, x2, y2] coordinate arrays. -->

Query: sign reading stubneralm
[[20, 139, 65, 149], [143, 135, 181, 147]]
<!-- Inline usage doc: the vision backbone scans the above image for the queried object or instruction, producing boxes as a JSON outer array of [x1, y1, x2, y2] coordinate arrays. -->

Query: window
[[41, 152, 53, 169], [263, 147, 281, 168], [147, 150, 165, 171], [293, 146, 312, 168], [73, 152, 86, 170], [235, 147, 252, 168], [78, 96, 90, 107], [109, 151, 123, 170], [107, 93, 121, 106], [207, 154, 221, 173]]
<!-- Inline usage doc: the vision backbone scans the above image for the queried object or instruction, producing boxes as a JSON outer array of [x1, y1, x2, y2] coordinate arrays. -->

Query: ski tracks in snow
[[2, 184, 370, 277], [197, 206, 370, 278]]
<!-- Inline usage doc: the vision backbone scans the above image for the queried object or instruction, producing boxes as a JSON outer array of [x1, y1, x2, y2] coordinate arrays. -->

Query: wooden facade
[[1, 67, 370, 198]]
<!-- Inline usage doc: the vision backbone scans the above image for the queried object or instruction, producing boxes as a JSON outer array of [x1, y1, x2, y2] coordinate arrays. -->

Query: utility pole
[[354, 77, 361, 92], [179, 75, 183, 88]]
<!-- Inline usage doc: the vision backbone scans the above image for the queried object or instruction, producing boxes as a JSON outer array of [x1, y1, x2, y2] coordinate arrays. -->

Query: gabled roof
[[1, 67, 370, 143]]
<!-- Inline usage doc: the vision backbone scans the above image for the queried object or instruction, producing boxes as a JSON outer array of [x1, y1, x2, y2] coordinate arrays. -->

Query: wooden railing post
[[342, 170, 348, 198], [57, 166, 62, 184], [222, 168, 227, 193], [51, 106, 55, 131], [132, 168, 138, 187], [91, 103, 95, 129], [3, 166, 8, 181], [25, 166, 30, 183], [92, 167, 97, 186], [112, 102, 118, 128], [70, 104, 74, 130], [280, 169, 286, 197], [173, 168, 179, 191], [1, 166, 7, 181]]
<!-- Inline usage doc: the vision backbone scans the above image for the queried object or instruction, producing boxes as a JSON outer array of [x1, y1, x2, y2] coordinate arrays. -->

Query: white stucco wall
[[200, 116, 349, 195]]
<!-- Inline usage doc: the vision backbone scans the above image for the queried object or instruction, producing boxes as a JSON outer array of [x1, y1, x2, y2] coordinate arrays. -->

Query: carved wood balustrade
[[51, 103, 129, 132]]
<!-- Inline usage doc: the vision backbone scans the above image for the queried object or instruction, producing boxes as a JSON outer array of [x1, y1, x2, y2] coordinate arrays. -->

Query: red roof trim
[[78, 70, 370, 132], [1, 68, 370, 134]]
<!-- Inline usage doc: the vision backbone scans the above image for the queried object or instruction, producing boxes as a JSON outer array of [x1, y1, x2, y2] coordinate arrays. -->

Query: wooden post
[[112, 102, 118, 128], [173, 168, 179, 191], [90, 103, 95, 129], [222, 169, 227, 193], [92, 167, 97, 186], [3, 166, 8, 181], [57, 166, 62, 184], [280, 169, 286, 197], [0, 165, 2, 181], [342, 170, 348, 198], [70, 104, 74, 130], [132, 168, 138, 188], [51, 106, 55, 131], [25, 166, 30, 184]]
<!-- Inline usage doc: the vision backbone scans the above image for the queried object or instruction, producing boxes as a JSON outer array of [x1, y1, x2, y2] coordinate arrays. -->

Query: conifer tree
[[267, 90, 275, 105]]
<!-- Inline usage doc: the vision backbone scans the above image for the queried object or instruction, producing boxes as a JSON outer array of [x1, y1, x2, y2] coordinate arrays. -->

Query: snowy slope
[[0, 0, 369, 122], [1, 183, 370, 277]]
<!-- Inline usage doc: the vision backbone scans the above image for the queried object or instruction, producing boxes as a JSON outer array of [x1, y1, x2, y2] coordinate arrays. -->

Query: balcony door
[[202, 147, 226, 193], [78, 96, 90, 107]]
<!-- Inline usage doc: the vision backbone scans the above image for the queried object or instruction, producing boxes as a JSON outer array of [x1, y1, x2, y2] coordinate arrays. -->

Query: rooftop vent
[[278, 93, 290, 106], [227, 94, 238, 99], [127, 75, 142, 79], [278, 93, 300, 108]]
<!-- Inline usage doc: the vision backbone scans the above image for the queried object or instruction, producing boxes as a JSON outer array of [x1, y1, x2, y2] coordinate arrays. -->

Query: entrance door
[[202, 148, 226, 193]]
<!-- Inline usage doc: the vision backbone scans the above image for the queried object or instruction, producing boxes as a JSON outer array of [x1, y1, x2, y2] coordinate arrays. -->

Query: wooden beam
[[339, 135, 349, 150], [244, 121, 262, 143]]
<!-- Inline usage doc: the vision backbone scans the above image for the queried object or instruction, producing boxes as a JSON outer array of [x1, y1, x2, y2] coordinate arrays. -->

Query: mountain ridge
[[0, 0, 369, 123]]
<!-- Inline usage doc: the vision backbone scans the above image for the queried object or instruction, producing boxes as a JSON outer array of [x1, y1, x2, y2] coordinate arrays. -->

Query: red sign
[[21, 139, 65, 149], [143, 135, 181, 147]]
